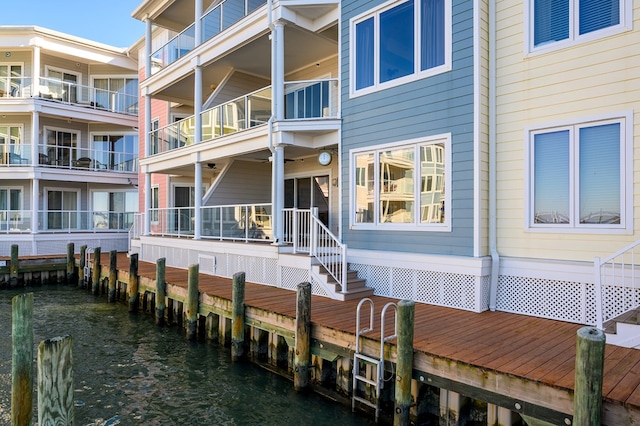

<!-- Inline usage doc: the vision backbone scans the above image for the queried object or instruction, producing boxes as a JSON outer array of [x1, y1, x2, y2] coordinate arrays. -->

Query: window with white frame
[[93, 77, 138, 113], [151, 186, 159, 223], [92, 191, 138, 230], [352, 135, 449, 229], [529, 116, 630, 230], [0, 64, 23, 97], [530, 0, 629, 52], [46, 189, 79, 230], [350, 0, 450, 95], [0, 125, 25, 165], [0, 187, 23, 226]]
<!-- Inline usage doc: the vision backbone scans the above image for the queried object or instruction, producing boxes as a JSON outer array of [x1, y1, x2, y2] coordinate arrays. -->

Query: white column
[[31, 111, 39, 166], [144, 170, 151, 235], [144, 87, 151, 157], [145, 18, 152, 79], [194, 162, 202, 240], [487, 403, 515, 426], [195, 0, 203, 44], [273, 21, 285, 120], [32, 45, 40, 95], [31, 178, 39, 233], [194, 62, 202, 143], [274, 144, 284, 244]]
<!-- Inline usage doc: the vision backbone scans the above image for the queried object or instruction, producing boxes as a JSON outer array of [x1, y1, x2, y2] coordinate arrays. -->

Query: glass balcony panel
[[222, 0, 246, 30], [248, 87, 272, 127], [203, 7, 222, 41], [284, 79, 339, 119], [248, 0, 265, 13], [202, 207, 222, 238], [223, 99, 246, 134], [202, 107, 222, 140]]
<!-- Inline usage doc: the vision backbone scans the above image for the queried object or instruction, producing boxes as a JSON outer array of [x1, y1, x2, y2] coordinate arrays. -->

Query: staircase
[[311, 263, 374, 301]]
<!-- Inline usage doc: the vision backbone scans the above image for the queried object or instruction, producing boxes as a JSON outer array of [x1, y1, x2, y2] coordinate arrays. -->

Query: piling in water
[[231, 271, 246, 361], [79, 245, 87, 287], [37, 335, 74, 425], [128, 253, 139, 312], [10, 244, 18, 287], [155, 258, 166, 325], [108, 250, 117, 303], [91, 247, 101, 295], [574, 326, 605, 425], [394, 299, 415, 426], [66, 242, 76, 285], [11, 293, 34, 426], [294, 282, 311, 391], [186, 264, 199, 340]]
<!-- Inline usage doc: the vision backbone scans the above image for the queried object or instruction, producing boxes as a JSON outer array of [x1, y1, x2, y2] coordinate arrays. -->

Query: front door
[[174, 186, 195, 234], [284, 176, 330, 246]]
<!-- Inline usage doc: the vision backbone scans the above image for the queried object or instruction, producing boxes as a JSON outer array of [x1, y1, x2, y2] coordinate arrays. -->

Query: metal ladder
[[83, 247, 94, 285], [352, 298, 398, 422]]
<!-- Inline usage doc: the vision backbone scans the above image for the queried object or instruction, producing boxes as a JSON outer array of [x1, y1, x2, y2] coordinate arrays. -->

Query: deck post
[[231, 271, 246, 361], [395, 299, 415, 426], [294, 281, 311, 391], [206, 312, 219, 342], [186, 264, 199, 340], [66, 242, 76, 284], [108, 250, 117, 303], [11, 293, 34, 426], [37, 335, 74, 425], [79, 245, 87, 287], [128, 253, 139, 312], [91, 247, 101, 295], [155, 258, 166, 325], [10, 244, 18, 286], [574, 326, 605, 425]]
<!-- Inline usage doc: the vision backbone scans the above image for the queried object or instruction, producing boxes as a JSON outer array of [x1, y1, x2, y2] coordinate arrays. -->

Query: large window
[[0, 188, 23, 227], [530, 0, 628, 52], [0, 125, 25, 165], [93, 134, 138, 171], [351, 135, 449, 230], [350, 0, 450, 95], [93, 191, 138, 230], [46, 190, 79, 230], [93, 77, 139, 114], [45, 129, 78, 167], [529, 116, 630, 231], [0, 64, 22, 97]]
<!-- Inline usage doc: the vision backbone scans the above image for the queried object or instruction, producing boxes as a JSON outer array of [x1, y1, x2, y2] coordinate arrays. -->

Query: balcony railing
[[0, 144, 32, 165], [37, 144, 138, 172], [150, 0, 267, 73], [0, 76, 138, 115], [149, 79, 338, 155], [0, 210, 134, 233]]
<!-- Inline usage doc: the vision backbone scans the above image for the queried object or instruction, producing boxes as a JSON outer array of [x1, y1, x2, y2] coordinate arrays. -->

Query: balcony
[[150, 79, 339, 155], [0, 143, 138, 172], [0, 210, 133, 233], [0, 76, 138, 115], [150, 0, 267, 73]]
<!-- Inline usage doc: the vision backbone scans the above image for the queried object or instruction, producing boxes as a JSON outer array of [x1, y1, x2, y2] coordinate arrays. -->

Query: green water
[[0, 286, 376, 425]]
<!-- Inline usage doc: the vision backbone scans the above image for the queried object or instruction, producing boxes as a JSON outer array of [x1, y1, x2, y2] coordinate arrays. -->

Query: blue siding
[[341, 0, 477, 256]]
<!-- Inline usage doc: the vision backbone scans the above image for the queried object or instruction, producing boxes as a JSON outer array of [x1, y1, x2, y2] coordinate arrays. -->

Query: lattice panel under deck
[[496, 275, 597, 325], [601, 285, 640, 324], [281, 267, 310, 291]]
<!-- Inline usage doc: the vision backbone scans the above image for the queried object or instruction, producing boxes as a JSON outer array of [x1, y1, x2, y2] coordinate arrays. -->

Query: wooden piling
[[394, 299, 415, 426], [294, 281, 311, 391], [11, 293, 34, 426], [574, 326, 605, 426], [91, 247, 101, 295], [108, 250, 117, 303], [66, 242, 76, 285], [79, 245, 87, 287], [37, 335, 74, 425], [128, 253, 139, 312], [155, 258, 166, 325], [10, 244, 18, 286], [186, 264, 199, 340], [231, 271, 246, 361]]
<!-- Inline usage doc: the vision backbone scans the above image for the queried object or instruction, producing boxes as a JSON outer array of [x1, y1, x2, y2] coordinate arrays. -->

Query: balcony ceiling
[[152, 24, 338, 106], [134, 0, 217, 32]]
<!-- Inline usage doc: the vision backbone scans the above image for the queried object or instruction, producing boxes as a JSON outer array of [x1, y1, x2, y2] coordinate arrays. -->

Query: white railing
[[37, 144, 138, 172], [0, 210, 32, 233], [201, 203, 273, 241], [149, 207, 196, 237], [595, 240, 640, 329], [284, 207, 347, 293], [37, 210, 134, 233]]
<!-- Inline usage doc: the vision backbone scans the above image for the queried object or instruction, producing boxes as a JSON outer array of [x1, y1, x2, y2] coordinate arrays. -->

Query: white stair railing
[[595, 240, 640, 330]]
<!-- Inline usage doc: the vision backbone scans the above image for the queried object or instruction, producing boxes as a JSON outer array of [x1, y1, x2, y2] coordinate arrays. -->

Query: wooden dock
[[80, 252, 640, 424]]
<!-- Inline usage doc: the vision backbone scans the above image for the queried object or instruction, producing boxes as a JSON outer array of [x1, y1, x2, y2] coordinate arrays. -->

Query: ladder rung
[[353, 395, 377, 410], [354, 353, 380, 365], [354, 374, 378, 387]]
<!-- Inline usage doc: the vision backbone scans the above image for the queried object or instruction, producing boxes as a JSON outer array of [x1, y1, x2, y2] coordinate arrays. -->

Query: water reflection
[[0, 286, 374, 425]]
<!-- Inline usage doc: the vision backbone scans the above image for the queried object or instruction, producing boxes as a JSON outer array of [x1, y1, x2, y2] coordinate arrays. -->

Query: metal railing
[[0, 210, 134, 233], [0, 210, 32, 233], [37, 144, 138, 172], [149, 207, 196, 237], [149, 79, 339, 155], [0, 144, 32, 165], [202, 203, 272, 241], [595, 240, 640, 329], [150, 0, 266, 73]]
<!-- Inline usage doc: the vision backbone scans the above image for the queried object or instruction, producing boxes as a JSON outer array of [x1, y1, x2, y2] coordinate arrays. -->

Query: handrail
[[309, 208, 348, 293]]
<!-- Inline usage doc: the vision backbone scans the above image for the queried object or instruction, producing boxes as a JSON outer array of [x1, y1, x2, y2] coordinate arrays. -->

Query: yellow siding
[[495, 0, 640, 262]]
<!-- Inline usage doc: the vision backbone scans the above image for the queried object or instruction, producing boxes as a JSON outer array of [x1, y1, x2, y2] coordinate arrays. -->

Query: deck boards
[[103, 253, 640, 416]]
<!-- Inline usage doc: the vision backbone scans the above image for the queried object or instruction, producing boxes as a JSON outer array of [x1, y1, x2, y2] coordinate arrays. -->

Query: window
[[93, 191, 138, 230], [0, 188, 23, 227], [93, 134, 138, 171], [0, 64, 22, 97], [45, 128, 78, 167], [151, 186, 159, 223], [530, 0, 628, 52], [45, 67, 80, 103], [350, 0, 450, 95], [351, 135, 450, 230], [46, 190, 79, 230], [285, 81, 330, 119], [0, 125, 25, 165], [529, 116, 630, 231], [93, 77, 139, 113]]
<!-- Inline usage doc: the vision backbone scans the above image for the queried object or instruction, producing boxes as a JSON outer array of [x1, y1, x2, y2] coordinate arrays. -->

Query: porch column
[[195, 0, 203, 44], [273, 144, 285, 245], [31, 111, 39, 167], [194, 162, 202, 240], [193, 61, 202, 143], [145, 18, 152, 79], [31, 178, 39, 233], [144, 169, 151, 236], [32, 44, 40, 95], [273, 21, 285, 120]]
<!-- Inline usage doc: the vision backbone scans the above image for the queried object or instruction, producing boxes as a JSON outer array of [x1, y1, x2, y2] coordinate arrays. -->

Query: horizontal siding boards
[[340, 0, 477, 256], [205, 160, 271, 206]]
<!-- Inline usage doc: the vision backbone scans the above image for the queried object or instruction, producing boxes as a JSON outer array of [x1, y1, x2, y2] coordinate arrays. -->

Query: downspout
[[488, 0, 500, 311], [267, 0, 279, 244]]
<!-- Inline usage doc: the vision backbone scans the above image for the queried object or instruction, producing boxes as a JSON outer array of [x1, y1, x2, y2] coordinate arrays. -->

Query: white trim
[[348, 0, 452, 98], [44, 65, 81, 82], [349, 133, 451, 232], [472, 0, 481, 257], [524, 111, 633, 234], [524, 0, 633, 56]]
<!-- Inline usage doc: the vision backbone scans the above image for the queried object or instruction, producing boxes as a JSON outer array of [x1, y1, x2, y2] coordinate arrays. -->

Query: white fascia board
[[498, 256, 594, 283]]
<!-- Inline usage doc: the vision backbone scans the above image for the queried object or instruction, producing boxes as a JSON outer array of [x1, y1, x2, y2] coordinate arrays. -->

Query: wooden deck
[[98, 252, 640, 424]]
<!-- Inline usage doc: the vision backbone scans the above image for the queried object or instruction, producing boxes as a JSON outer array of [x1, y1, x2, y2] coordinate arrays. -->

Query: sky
[[2, 0, 145, 48]]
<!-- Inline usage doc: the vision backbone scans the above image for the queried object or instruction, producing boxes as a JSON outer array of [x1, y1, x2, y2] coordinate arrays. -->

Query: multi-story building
[[129, 0, 640, 343], [0, 26, 140, 255]]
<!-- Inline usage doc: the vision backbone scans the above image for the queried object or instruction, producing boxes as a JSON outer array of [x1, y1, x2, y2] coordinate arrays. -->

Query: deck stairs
[[603, 310, 640, 349], [311, 263, 374, 301], [352, 298, 398, 422]]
